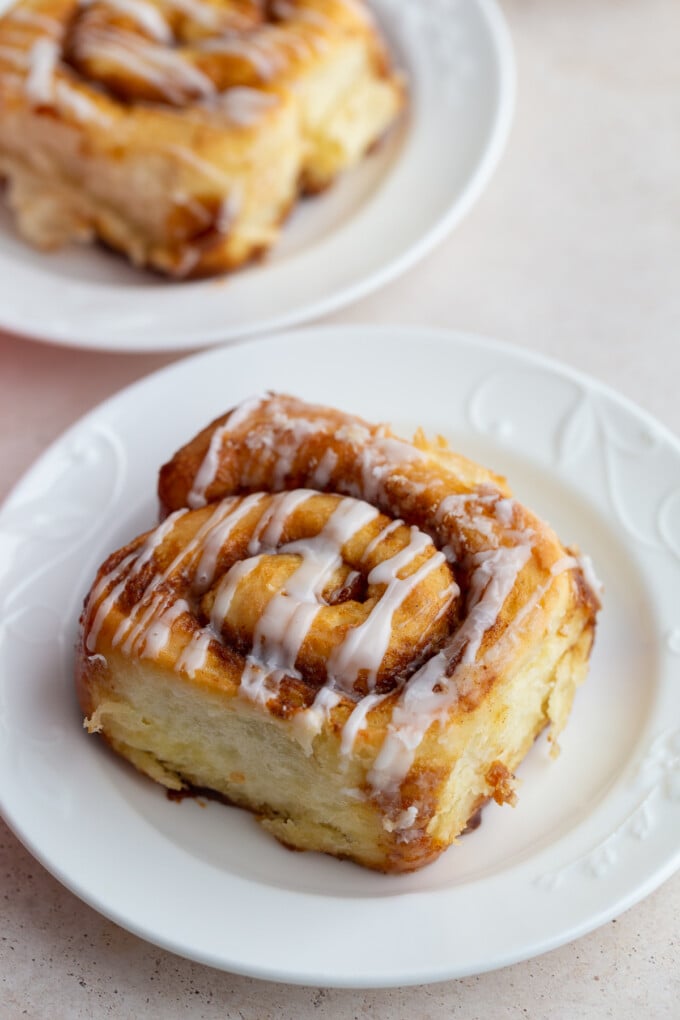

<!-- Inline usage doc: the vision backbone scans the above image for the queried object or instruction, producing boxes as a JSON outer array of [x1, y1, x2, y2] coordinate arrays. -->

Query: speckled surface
[[2, 0, 680, 1015]]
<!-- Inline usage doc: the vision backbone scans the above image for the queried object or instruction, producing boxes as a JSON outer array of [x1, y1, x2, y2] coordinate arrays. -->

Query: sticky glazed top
[[0, 0, 391, 114], [81, 393, 601, 810]]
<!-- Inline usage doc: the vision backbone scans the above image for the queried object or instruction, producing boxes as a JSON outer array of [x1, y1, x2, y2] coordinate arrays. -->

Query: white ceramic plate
[[2, 325, 680, 987], [0, 0, 514, 351]]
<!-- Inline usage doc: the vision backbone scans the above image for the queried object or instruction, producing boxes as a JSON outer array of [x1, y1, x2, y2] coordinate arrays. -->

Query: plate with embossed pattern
[[0, 0, 514, 351], [1, 325, 679, 987]]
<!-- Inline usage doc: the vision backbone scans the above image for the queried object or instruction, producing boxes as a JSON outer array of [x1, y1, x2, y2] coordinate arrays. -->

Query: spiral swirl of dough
[[81, 489, 459, 711], [77, 394, 600, 870]]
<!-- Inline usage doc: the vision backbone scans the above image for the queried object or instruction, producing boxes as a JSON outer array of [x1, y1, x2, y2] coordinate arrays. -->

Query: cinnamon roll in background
[[76, 395, 601, 873], [0, 0, 404, 277]]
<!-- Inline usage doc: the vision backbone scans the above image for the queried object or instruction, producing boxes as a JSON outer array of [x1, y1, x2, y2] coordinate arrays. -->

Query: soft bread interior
[[79, 603, 594, 872]]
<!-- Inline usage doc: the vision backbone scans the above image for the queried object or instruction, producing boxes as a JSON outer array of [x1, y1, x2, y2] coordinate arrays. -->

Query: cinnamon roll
[[0, 0, 404, 277], [77, 395, 601, 872]]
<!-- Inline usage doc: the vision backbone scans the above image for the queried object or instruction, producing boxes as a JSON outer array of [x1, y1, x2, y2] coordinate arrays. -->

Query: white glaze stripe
[[175, 628, 213, 678], [25, 37, 59, 105], [211, 555, 264, 629], [85, 508, 188, 652], [9, 9, 62, 34], [187, 394, 266, 509], [367, 542, 533, 793], [141, 597, 190, 659], [109, 500, 242, 656], [84, 388, 566, 808], [79, 0, 172, 43], [340, 691, 388, 755], [248, 488, 313, 552], [73, 27, 215, 103], [328, 529, 453, 694], [194, 492, 264, 591], [234, 494, 380, 678], [54, 80, 113, 125]]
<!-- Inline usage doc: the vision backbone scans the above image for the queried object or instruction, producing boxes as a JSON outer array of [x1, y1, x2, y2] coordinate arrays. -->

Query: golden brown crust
[[0, 0, 405, 277], [77, 394, 601, 872], [158, 393, 510, 515]]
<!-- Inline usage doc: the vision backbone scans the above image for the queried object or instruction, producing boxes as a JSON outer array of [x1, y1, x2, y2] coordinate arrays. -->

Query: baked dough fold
[[77, 394, 601, 872]]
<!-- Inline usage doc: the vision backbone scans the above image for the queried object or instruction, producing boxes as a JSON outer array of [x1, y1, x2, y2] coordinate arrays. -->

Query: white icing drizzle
[[84, 550, 138, 652], [170, 245, 201, 278], [85, 509, 189, 652], [368, 527, 434, 586], [383, 805, 418, 833], [436, 491, 499, 548], [549, 554, 579, 577], [177, 402, 553, 793], [198, 20, 319, 77], [194, 492, 265, 591], [251, 595, 318, 675], [117, 587, 170, 655], [494, 497, 515, 527], [141, 596, 190, 659], [25, 37, 59, 105], [341, 786, 366, 801], [189, 396, 429, 517], [165, 144, 233, 186], [210, 554, 264, 628], [54, 80, 113, 125], [239, 661, 283, 707], [317, 493, 380, 552], [210, 87, 279, 127], [360, 517, 402, 562], [198, 34, 283, 80], [73, 27, 215, 103], [459, 544, 533, 667], [187, 425, 232, 509], [247, 487, 313, 551], [367, 722, 423, 798], [9, 9, 62, 34], [293, 685, 341, 754], [83, 394, 597, 823], [164, 0, 221, 30], [101, 500, 244, 658], [270, 0, 332, 29], [479, 551, 590, 676], [367, 541, 533, 795], [80, 0, 173, 43], [221, 492, 380, 680], [577, 553, 604, 599], [328, 532, 453, 695], [187, 393, 266, 509], [357, 435, 425, 505], [335, 422, 370, 446], [311, 447, 338, 488], [215, 193, 237, 234], [264, 22, 319, 61], [252, 501, 378, 672], [268, 421, 317, 490], [434, 583, 459, 621], [340, 690, 388, 755], [172, 192, 213, 227], [175, 628, 213, 678]]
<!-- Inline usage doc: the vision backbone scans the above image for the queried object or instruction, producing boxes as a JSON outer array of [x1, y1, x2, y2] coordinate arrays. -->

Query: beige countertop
[[1, 0, 679, 1015]]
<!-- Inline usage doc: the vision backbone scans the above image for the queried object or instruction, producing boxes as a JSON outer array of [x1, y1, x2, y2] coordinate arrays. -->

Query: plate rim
[[2, 324, 680, 987], [0, 0, 516, 351]]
